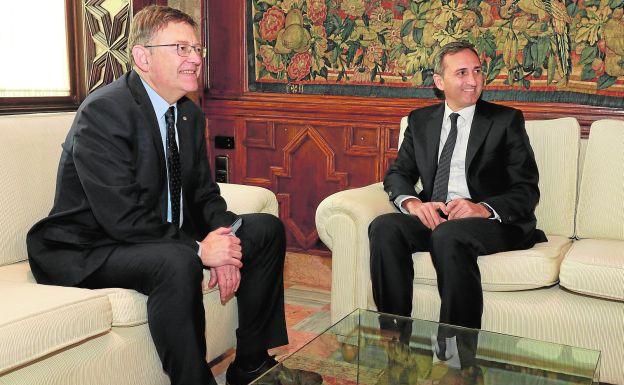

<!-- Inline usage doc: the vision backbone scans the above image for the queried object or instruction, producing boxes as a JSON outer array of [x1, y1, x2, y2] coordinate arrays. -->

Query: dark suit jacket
[[385, 99, 544, 240], [27, 70, 237, 286]]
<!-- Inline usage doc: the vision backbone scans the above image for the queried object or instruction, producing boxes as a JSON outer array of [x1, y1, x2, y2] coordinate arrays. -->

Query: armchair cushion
[[92, 270, 224, 327], [0, 281, 111, 374], [412, 235, 572, 291], [524, 118, 579, 238], [576, 119, 624, 240], [0, 259, 225, 328], [0, 112, 76, 267], [560, 239, 624, 301]]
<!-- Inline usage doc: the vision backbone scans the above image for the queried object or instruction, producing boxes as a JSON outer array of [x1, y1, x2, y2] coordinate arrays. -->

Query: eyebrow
[[174, 40, 200, 45], [455, 66, 482, 72]]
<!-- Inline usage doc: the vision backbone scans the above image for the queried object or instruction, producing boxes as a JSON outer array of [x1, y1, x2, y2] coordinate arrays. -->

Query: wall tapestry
[[247, 0, 624, 107]]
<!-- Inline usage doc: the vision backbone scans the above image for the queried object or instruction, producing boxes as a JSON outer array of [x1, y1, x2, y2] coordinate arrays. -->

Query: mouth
[[179, 69, 198, 76]]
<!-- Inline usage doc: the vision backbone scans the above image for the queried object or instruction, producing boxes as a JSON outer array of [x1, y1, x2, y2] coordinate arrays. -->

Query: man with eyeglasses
[[27, 5, 320, 385]]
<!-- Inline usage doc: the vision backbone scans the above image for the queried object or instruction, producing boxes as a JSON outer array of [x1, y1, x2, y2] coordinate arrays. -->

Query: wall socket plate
[[215, 136, 234, 149]]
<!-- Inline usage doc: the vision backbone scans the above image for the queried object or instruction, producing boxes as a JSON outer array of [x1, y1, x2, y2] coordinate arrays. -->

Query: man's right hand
[[207, 265, 240, 303], [403, 198, 448, 230], [199, 227, 243, 268]]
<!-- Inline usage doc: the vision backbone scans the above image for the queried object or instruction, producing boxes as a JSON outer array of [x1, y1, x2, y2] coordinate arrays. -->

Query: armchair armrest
[[218, 183, 278, 217], [315, 182, 395, 322]]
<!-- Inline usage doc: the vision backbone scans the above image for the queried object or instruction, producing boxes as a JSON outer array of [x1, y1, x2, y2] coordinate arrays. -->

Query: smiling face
[[139, 21, 202, 104], [433, 48, 484, 111]]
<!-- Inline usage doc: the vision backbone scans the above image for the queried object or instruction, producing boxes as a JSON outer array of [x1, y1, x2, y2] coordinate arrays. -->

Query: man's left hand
[[207, 265, 241, 302], [446, 199, 490, 220]]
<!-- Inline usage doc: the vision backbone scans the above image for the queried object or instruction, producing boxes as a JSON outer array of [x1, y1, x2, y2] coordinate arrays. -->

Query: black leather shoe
[[226, 357, 323, 385], [226, 357, 279, 385]]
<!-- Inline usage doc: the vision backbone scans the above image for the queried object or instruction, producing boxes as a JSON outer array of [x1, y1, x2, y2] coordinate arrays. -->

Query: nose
[[187, 49, 203, 64], [466, 71, 477, 86]]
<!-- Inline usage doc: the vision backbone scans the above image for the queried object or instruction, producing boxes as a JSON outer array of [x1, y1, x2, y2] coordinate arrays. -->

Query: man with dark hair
[[369, 41, 546, 361], [27, 6, 320, 385]]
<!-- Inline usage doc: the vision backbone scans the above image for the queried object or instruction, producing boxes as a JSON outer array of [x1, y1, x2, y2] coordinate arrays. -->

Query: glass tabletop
[[254, 309, 601, 385]]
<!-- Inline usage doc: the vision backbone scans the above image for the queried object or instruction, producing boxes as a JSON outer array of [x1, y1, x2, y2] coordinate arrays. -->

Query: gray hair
[[128, 5, 197, 67], [433, 41, 479, 75]]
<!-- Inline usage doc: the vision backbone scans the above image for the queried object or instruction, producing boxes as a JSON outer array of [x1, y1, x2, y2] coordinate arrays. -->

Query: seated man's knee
[[430, 221, 476, 256], [154, 245, 204, 287], [240, 214, 285, 260], [368, 214, 402, 243], [248, 213, 285, 241]]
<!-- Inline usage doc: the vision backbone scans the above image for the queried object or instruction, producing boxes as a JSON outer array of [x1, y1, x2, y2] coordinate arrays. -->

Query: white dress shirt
[[439, 103, 475, 202]]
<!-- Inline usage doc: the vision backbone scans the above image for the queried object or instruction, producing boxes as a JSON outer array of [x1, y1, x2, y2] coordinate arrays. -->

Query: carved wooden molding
[[271, 125, 348, 189], [344, 126, 380, 155], [84, 0, 131, 93], [270, 125, 348, 249], [244, 121, 276, 149], [206, 95, 624, 138]]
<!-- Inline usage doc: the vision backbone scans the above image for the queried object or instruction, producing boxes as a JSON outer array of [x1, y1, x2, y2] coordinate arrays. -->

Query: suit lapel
[[425, 105, 444, 166], [466, 101, 492, 170], [423, 104, 444, 190], [127, 71, 168, 220], [127, 71, 167, 176]]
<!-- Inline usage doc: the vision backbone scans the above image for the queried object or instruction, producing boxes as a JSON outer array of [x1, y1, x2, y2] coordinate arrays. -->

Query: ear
[[433, 73, 445, 91], [132, 45, 150, 72]]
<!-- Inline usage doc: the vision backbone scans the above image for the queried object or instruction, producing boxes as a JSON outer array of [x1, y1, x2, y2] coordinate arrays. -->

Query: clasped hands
[[198, 227, 242, 302], [403, 198, 490, 230]]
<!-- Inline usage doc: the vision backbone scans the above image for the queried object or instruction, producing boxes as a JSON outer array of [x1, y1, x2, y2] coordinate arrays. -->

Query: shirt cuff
[[196, 241, 202, 257], [480, 202, 501, 222], [395, 195, 420, 214]]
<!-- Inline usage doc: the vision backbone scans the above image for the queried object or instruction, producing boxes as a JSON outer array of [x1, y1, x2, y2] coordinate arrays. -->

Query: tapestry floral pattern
[[249, 0, 624, 101]]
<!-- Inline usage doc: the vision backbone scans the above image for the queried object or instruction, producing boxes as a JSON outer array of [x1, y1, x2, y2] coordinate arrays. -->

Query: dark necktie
[[431, 112, 460, 203], [164, 106, 181, 226]]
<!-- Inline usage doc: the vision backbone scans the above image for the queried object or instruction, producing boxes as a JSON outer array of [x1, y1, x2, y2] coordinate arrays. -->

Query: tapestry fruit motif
[[250, 0, 624, 96]]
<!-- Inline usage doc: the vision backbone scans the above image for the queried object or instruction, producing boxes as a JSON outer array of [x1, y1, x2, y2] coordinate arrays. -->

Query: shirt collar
[[140, 77, 176, 120], [443, 102, 476, 124]]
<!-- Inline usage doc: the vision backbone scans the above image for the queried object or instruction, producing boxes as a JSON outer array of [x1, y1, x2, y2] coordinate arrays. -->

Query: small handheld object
[[229, 217, 242, 235]]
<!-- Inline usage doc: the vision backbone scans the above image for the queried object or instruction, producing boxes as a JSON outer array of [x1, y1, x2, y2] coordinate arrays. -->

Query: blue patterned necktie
[[164, 106, 181, 226]]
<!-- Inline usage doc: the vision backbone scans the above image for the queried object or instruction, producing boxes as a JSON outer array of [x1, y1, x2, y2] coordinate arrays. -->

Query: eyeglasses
[[143, 43, 207, 58]]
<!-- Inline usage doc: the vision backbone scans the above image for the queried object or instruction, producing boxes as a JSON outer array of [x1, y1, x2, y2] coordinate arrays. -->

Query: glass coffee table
[[255, 309, 600, 385]]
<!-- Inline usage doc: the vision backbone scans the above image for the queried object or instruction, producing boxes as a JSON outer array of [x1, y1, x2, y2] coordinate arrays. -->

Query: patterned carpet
[[211, 284, 331, 385]]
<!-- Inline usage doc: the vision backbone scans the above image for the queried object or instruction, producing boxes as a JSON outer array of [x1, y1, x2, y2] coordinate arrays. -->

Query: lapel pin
[[182, 116, 187, 121]]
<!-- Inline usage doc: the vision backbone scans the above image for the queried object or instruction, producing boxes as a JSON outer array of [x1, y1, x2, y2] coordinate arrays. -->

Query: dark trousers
[[369, 213, 528, 330], [79, 213, 288, 385]]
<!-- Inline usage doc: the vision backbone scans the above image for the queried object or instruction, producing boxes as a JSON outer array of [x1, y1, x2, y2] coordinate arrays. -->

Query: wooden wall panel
[[231, 118, 382, 253]]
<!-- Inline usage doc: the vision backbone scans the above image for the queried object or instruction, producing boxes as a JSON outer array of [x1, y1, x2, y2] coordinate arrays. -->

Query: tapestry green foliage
[[250, 0, 624, 92]]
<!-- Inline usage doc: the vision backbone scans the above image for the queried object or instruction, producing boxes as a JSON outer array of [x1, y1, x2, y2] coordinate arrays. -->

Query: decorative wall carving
[[235, 118, 382, 253], [84, 0, 131, 93], [270, 125, 348, 249]]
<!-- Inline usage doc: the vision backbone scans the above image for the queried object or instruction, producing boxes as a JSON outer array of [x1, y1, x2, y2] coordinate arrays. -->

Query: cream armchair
[[0, 112, 278, 385], [316, 116, 624, 385]]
